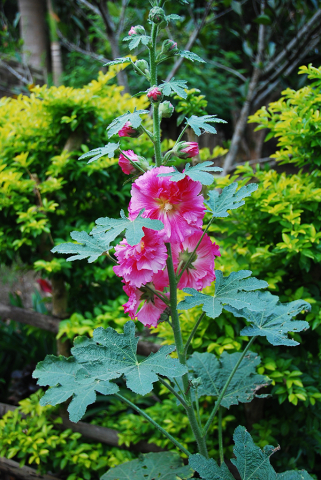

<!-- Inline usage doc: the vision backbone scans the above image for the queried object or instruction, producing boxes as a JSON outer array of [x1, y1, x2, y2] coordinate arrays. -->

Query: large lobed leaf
[[102, 452, 193, 480], [123, 34, 151, 50], [106, 109, 149, 137], [104, 57, 132, 67], [33, 321, 186, 422], [78, 143, 119, 164], [189, 427, 314, 480], [178, 50, 206, 63], [161, 79, 188, 99], [157, 161, 222, 185], [186, 115, 227, 136], [188, 351, 270, 408], [205, 182, 258, 218], [51, 230, 110, 263], [226, 291, 310, 346], [91, 208, 164, 246], [178, 270, 268, 319]]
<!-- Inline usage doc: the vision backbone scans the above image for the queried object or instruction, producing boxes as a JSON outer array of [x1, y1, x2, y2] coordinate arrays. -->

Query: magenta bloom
[[147, 87, 162, 102], [172, 231, 220, 290], [118, 122, 139, 138], [128, 26, 137, 35], [118, 150, 139, 175], [129, 166, 205, 243], [113, 228, 167, 288], [123, 271, 169, 328], [174, 141, 199, 159]]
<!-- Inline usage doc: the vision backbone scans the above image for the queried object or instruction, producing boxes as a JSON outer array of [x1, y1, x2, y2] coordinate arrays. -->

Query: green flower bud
[[159, 101, 175, 118], [149, 7, 167, 27], [134, 59, 150, 78], [161, 39, 179, 56]]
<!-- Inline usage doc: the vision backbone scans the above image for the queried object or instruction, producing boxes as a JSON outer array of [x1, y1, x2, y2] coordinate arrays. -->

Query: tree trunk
[[17, 0, 48, 71], [47, 0, 63, 86]]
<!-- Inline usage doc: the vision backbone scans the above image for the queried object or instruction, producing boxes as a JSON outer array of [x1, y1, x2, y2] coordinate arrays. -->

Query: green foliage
[[178, 50, 206, 64], [161, 79, 188, 98], [106, 109, 150, 137], [188, 351, 270, 408], [101, 452, 193, 480], [186, 115, 227, 136], [34, 321, 187, 421], [205, 183, 258, 218], [249, 65, 321, 169], [0, 391, 133, 479], [178, 270, 268, 319], [52, 230, 111, 263], [157, 161, 222, 185], [174, 89, 208, 126], [78, 143, 120, 164]]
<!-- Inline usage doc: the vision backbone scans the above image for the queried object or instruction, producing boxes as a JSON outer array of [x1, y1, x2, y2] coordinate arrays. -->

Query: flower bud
[[161, 39, 179, 56], [118, 150, 149, 174], [118, 122, 142, 138], [149, 7, 167, 27], [172, 141, 199, 159], [147, 86, 163, 103], [159, 101, 174, 118], [134, 59, 150, 77], [128, 25, 146, 36]]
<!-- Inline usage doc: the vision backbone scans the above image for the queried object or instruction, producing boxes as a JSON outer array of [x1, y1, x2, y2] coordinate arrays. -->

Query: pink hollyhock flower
[[147, 87, 162, 102], [113, 228, 167, 288], [118, 122, 140, 138], [172, 231, 220, 290], [129, 166, 205, 243], [123, 271, 169, 328], [174, 141, 199, 159], [118, 150, 139, 175]]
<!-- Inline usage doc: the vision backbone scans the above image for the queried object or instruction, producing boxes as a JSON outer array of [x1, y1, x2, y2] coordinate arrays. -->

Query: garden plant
[[31, 1, 313, 478]]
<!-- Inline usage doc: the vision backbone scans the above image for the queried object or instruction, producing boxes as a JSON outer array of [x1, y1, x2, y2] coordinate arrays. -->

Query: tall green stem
[[183, 312, 205, 357], [149, 23, 162, 166], [166, 243, 209, 458], [218, 406, 224, 464], [115, 393, 191, 456], [203, 337, 256, 436]]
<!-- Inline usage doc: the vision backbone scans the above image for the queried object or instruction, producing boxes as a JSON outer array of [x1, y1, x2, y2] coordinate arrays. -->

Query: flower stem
[[218, 406, 224, 465], [115, 393, 191, 456], [144, 284, 169, 306], [202, 337, 256, 437], [119, 149, 146, 173], [149, 23, 162, 167], [157, 376, 189, 410], [183, 312, 205, 357]]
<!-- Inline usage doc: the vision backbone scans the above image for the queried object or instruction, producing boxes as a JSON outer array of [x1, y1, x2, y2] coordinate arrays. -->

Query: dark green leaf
[[78, 143, 119, 164], [51, 231, 110, 263], [231, 0, 242, 15], [189, 454, 234, 480], [277, 471, 314, 479], [205, 182, 258, 218], [166, 14, 183, 22], [107, 109, 149, 137], [103, 57, 132, 67], [102, 452, 193, 480], [179, 50, 206, 63], [188, 351, 270, 408], [254, 14, 272, 24], [157, 161, 222, 185], [161, 79, 188, 99], [186, 115, 227, 136], [91, 209, 164, 246], [123, 35, 151, 50], [178, 270, 268, 319], [226, 291, 310, 346], [34, 321, 186, 422]]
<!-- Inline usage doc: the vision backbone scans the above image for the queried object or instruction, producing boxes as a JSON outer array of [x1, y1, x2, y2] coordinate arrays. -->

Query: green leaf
[[103, 57, 132, 67], [166, 14, 183, 22], [277, 471, 314, 479], [205, 182, 258, 218], [178, 270, 268, 319], [189, 454, 234, 480], [226, 291, 310, 346], [157, 161, 222, 185], [179, 50, 206, 63], [107, 109, 149, 137], [186, 115, 227, 136], [123, 35, 151, 50], [188, 351, 270, 408], [78, 143, 119, 164], [91, 209, 164, 246], [51, 231, 110, 263], [102, 452, 193, 480], [34, 321, 187, 422], [231, 0, 242, 15], [232, 426, 277, 479], [161, 79, 188, 99], [254, 14, 272, 25]]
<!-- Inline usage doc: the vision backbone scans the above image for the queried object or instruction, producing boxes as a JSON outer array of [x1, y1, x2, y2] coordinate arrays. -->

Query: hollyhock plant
[[122, 270, 169, 328], [129, 166, 205, 243], [118, 121, 140, 138], [113, 227, 168, 288], [118, 150, 139, 175], [128, 25, 145, 36], [174, 141, 199, 159], [172, 232, 220, 290], [147, 87, 162, 102]]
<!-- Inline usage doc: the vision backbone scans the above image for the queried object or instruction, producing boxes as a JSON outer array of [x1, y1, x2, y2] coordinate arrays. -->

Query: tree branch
[[165, 1, 214, 82], [57, 28, 110, 64], [222, 0, 266, 175], [76, 0, 101, 15], [116, 0, 129, 39], [207, 59, 247, 82]]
